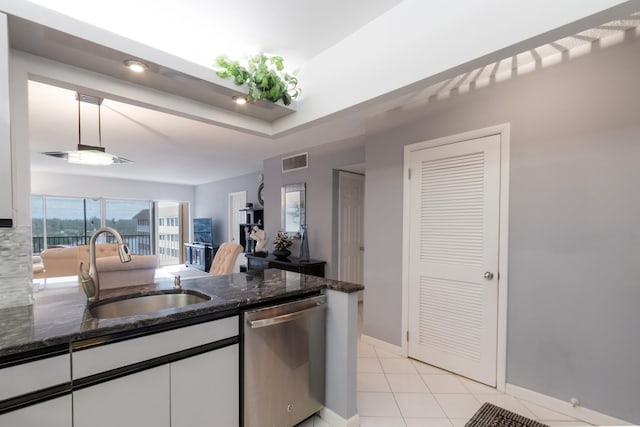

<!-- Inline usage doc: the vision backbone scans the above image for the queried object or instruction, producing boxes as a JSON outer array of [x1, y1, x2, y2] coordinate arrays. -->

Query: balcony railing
[[33, 234, 153, 255]]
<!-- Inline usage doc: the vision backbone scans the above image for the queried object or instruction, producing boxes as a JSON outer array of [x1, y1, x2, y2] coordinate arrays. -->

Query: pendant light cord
[[76, 93, 103, 148], [77, 95, 81, 146], [98, 102, 102, 148]]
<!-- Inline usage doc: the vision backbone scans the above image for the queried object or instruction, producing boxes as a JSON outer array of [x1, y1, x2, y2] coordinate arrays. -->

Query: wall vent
[[282, 152, 308, 173]]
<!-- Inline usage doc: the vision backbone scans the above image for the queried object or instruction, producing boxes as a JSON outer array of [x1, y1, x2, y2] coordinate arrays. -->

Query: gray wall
[[263, 137, 364, 279], [363, 32, 640, 422], [194, 171, 262, 244], [32, 171, 195, 204]]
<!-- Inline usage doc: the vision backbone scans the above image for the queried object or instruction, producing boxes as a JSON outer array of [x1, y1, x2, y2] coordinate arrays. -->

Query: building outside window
[[156, 202, 183, 267]]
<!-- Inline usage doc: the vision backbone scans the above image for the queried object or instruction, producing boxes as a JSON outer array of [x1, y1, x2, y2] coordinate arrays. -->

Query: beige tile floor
[[299, 338, 591, 427], [355, 339, 593, 427]]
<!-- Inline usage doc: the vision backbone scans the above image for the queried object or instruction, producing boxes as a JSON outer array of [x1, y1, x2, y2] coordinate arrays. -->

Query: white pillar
[[0, 13, 33, 308], [322, 288, 359, 426]]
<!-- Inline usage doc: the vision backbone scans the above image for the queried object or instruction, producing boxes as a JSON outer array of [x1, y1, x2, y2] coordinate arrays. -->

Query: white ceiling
[[13, 1, 640, 186], [28, 81, 367, 185], [26, 0, 404, 70]]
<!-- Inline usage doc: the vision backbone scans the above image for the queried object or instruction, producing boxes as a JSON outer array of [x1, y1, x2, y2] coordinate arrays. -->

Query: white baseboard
[[360, 334, 406, 357], [506, 383, 633, 426], [319, 407, 360, 427]]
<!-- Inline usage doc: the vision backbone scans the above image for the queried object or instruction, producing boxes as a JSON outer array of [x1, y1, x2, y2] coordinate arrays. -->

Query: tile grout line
[[415, 366, 454, 423], [363, 340, 593, 427], [378, 351, 409, 427]]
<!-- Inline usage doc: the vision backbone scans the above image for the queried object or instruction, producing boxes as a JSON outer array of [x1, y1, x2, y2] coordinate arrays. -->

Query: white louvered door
[[408, 134, 501, 386]]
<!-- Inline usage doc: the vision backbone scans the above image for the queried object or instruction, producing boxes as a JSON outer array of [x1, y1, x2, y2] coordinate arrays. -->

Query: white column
[[0, 13, 33, 308], [0, 12, 12, 225], [322, 289, 359, 426]]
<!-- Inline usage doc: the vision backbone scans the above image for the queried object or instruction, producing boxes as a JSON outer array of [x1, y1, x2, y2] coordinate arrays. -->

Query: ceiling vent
[[282, 152, 308, 173]]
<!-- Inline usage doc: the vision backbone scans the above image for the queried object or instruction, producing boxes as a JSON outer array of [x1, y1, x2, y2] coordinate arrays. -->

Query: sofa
[[38, 244, 158, 289], [94, 255, 158, 290], [39, 244, 119, 278]]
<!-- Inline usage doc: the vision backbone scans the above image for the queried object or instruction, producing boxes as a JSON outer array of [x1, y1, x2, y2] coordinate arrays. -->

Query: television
[[193, 217, 213, 245]]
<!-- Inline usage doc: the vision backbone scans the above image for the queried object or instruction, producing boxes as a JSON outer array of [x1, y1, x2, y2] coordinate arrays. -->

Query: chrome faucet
[[79, 227, 131, 302]]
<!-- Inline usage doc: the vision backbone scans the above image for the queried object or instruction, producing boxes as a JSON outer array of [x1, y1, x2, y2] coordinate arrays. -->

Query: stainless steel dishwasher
[[243, 294, 326, 427]]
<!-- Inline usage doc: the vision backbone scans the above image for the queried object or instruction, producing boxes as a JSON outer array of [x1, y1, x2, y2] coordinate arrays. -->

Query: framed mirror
[[281, 183, 305, 237]]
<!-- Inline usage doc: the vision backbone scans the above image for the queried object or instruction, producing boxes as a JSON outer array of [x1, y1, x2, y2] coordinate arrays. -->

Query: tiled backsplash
[[0, 226, 33, 308]]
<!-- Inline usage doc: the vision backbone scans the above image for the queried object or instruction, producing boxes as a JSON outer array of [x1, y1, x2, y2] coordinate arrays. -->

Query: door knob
[[483, 272, 494, 280]]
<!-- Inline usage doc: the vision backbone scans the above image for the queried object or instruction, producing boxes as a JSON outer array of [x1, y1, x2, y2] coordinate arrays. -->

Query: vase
[[299, 224, 310, 261], [272, 248, 291, 259]]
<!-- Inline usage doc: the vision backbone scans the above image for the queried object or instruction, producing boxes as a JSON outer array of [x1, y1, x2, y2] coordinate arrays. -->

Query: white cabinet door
[[0, 395, 71, 427], [73, 365, 170, 427], [171, 344, 239, 427]]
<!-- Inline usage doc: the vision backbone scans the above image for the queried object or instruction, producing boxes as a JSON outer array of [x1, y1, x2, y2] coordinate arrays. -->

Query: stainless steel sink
[[89, 291, 211, 319]]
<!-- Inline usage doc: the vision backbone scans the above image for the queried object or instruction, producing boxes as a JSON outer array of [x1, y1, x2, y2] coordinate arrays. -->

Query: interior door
[[408, 134, 501, 386], [228, 191, 246, 272], [228, 191, 246, 243], [338, 171, 365, 286]]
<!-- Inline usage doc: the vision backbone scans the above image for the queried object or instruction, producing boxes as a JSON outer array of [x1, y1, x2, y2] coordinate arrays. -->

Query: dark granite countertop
[[0, 269, 363, 360]]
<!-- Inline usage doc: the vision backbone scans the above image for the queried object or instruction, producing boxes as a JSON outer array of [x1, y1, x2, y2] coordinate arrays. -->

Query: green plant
[[214, 54, 300, 106]]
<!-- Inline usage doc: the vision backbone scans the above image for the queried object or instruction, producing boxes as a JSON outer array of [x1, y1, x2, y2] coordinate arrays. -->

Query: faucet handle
[[78, 262, 97, 301], [174, 275, 181, 289], [118, 244, 132, 263]]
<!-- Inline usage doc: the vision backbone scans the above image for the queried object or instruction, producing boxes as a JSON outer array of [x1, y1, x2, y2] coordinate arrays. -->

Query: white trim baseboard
[[506, 383, 633, 426], [360, 334, 405, 357], [319, 407, 360, 427]]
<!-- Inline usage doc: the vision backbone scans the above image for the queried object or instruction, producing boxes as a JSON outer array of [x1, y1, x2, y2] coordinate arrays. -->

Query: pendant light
[[41, 93, 133, 166]]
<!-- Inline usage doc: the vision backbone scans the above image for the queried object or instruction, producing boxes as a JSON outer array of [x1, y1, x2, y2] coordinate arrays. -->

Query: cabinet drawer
[[0, 394, 71, 427], [0, 355, 69, 401], [73, 316, 238, 379], [74, 365, 170, 427]]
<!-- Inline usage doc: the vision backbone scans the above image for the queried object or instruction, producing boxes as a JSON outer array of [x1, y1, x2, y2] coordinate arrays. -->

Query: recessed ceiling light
[[232, 95, 248, 105], [124, 60, 148, 73]]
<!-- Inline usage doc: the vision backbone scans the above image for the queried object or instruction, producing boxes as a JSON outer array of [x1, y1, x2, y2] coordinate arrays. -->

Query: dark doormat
[[466, 402, 549, 427]]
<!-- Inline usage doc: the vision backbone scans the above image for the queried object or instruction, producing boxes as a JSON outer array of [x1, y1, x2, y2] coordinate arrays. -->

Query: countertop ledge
[[0, 269, 363, 360]]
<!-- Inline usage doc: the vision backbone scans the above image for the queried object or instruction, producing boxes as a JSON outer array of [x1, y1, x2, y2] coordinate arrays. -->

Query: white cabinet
[[0, 395, 71, 427], [72, 316, 239, 427], [0, 351, 71, 426], [73, 365, 170, 427], [0, 354, 69, 401], [1, 316, 239, 426], [171, 344, 239, 427], [72, 316, 238, 379]]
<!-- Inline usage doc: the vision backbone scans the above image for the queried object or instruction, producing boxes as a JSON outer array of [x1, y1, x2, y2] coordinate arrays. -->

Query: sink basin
[[89, 291, 211, 319]]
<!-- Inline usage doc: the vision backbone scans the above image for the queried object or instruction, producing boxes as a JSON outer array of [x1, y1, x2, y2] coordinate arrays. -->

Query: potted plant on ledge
[[214, 53, 300, 106]]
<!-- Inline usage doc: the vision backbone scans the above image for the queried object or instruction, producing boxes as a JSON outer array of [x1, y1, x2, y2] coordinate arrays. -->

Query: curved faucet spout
[[79, 227, 131, 302]]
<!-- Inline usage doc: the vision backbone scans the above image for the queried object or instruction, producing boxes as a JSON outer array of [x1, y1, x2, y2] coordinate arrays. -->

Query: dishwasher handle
[[248, 302, 325, 329]]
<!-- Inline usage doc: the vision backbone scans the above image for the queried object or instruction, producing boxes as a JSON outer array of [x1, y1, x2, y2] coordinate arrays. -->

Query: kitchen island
[[0, 269, 363, 427]]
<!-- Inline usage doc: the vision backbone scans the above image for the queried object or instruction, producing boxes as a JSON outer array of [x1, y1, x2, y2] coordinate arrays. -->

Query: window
[[105, 200, 152, 255], [32, 196, 153, 256], [31, 195, 190, 275], [156, 201, 183, 266], [32, 196, 44, 254], [31, 196, 103, 253]]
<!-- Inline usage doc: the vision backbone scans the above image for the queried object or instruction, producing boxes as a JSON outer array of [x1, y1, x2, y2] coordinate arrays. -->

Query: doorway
[[403, 125, 510, 389], [228, 191, 247, 272], [338, 170, 365, 286]]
